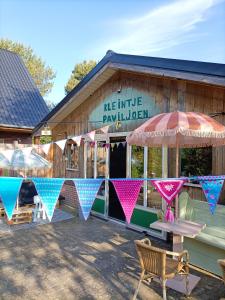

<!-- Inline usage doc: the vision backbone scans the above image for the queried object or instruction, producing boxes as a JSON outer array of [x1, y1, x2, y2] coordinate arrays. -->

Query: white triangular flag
[[122, 142, 126, 148], [116, 142, 120, 147], [87, 130, 95, 141], [1, 149, 14, 162], [41, 143, 52, 155], [22, 147, 33, 156], [71, 135, 82, 147], [100, 125, 109, 134], [111, 143, 116, 149], [55, 139, 67, 152]]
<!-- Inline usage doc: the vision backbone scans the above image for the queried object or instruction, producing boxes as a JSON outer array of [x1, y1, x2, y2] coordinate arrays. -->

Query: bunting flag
[[111, 143, 116, 149], [55, 139, 67, 152], [111, 179, 143, 223], [100, 125, 110, 134], [71, 135, 82, 147], [151, 179, 186, 222], [87, 130, 95, 141], [73, 179, 103, 220], [22, 147, 33, 157], [200, 179, 224, 214], [0, 177, 23, 220], [151, 179, 186, 205], [41, 143, 52, 155], [1, 149, 14, 162], [32, 178, 64, 221]]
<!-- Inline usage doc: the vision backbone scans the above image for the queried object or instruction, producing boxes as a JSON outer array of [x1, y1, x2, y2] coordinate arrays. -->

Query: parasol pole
[[175, 138, 179, 220]]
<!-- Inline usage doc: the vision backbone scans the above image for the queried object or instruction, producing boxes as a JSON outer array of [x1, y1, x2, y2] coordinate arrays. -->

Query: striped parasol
[[127, 111, 225, 219], [127, 111, 225, 148]]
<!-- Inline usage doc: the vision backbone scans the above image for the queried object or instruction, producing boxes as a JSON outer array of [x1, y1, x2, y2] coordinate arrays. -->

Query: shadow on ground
[[0, 212, 224, 300]]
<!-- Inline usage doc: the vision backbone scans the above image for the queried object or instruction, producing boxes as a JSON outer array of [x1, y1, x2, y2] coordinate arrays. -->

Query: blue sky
[[1, 0, 225, 104]]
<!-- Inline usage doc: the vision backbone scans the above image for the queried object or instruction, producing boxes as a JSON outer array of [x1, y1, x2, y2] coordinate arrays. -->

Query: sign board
[[89, 88, 159, 126]]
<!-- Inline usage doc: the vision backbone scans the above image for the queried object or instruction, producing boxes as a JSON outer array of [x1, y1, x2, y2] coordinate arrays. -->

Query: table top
[[150, 219, 206, 238]]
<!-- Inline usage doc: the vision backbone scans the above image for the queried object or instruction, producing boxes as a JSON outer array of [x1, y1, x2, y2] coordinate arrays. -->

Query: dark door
[[108, 137, 126, 221]]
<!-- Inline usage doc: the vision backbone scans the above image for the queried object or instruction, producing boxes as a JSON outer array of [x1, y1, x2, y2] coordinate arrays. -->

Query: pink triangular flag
[[151, 179, 186, 205], [41, 143, 52, 155], [1, 149, 14, 162], [71, 135, 82, 147], [87, 130, 95, 141], [111, 180, 143, 223], [55, 139, 67, 152], [100, 125, 109, 134]]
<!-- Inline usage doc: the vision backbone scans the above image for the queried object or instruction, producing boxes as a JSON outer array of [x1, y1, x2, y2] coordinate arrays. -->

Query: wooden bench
[[6, 207, 33, 225], [179, 192, 225, 276]]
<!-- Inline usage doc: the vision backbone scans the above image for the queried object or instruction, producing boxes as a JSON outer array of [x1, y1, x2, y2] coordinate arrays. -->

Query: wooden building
[[33, 51, 225, 273]]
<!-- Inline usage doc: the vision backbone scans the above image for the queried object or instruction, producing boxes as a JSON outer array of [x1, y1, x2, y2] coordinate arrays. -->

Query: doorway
[[108, 137, 126, 221]]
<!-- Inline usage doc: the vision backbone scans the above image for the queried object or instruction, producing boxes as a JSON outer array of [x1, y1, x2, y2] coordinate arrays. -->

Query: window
[[97, 142, 107, 197], [147, 148, 162, 209], [86, 142, 94, 178], [66, 142, 79, 170], [131, 145, 144, 205], [181, 147, 212, 177], [97, 142, 107, 178]]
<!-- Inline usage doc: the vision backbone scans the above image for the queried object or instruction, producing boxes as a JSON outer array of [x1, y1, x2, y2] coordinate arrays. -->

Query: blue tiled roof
[[0, 49, 49, 129]]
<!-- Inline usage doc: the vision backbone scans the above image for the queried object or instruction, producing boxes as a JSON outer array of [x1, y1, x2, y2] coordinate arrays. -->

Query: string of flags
[[0, 124, 127, 157], [0, 176, 223, 224], [39, 125, 112, 155]]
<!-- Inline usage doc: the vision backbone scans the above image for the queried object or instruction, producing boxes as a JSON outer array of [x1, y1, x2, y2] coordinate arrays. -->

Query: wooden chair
[[133, 238, 189, 300], [218, 259, 225, 283]]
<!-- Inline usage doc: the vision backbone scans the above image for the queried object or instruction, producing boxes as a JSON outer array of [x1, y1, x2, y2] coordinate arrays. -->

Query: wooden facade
[[52, 71, 225, 179], [32, 57, 225, 274]]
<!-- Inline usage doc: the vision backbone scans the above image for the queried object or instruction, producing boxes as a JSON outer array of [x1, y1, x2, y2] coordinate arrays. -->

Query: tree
[[0, 39, 56, 97], [65, 60, 97, 94]]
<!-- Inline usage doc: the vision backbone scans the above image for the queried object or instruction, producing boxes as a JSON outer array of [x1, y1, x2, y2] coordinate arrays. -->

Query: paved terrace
[[0, 213, 224, 300]]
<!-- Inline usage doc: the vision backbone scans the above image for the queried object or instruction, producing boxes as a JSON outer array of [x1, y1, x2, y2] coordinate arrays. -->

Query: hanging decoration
[[71, 135, 82, 147], [111, 143, 116, 149], [0, 177, 24, 220], [90, 141, 96, 148], [87, 130, 95, 141], [200, 179, 224, 214], [73, 179, 103, 220], [100, 125, 110, 134], [40, 143, 52, 155], [32, 178, 64, 221], [151, 179, 186, 222], [55, 139, 67, 152], [22, 147, 33, 156], [1, 149, 14, 162], [111, 179, 143, 223]]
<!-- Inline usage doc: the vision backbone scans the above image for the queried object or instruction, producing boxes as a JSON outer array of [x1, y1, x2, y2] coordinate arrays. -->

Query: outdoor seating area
[[0, 216, 224, 300]]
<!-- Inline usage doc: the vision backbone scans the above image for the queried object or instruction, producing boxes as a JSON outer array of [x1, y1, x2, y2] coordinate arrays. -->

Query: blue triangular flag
[[0, 177, 23, 220], [32, 177, 64, 221], [200, 179, 224, 214], [73, 179, 103, 220]]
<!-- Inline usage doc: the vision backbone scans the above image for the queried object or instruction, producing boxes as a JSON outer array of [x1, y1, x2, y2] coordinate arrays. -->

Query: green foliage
[[65, 60, 97, 94], [131, 146, 144, 178], [0, 39, 56, 97], [181, 147, 212, 176], [148, 148, 162, 177], [40, 136, 52, 145]]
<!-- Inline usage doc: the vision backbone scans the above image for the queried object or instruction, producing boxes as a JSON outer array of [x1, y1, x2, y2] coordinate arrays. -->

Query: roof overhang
[[33, 61, 225, 135], [0, 125, 33, 133]]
